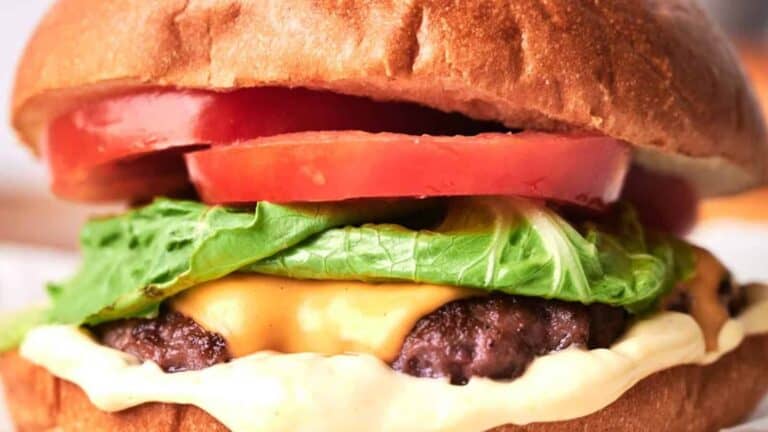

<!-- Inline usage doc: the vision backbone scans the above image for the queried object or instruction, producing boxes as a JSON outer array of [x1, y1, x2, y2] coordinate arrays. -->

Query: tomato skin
[[187, 131, 630, 206], [44, 88, 495, 201]]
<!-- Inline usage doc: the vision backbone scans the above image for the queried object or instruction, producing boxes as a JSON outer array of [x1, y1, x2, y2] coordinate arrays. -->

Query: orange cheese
[[686, 249, 731, 351], [171, 275, 475, 361], [663, 247, 735, 351]]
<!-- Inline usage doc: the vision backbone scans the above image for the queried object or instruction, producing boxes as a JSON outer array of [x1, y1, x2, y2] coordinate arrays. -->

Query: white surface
[[0, 2, 51, 199], [0, 1, 108, 250], [0, 3, 74, 431], [689, 221, 768, 283], [0, 244, 78, 312]]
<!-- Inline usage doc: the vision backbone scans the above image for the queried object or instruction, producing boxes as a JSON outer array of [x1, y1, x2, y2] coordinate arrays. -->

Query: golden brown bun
[[12, 0, 768, 197], [3, 335, 768, 432]]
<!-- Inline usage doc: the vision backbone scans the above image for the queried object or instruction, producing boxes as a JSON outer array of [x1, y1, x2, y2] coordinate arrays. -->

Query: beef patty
[[93, 294, 627, 383], [391, 296, 626, 384], [94, 309, 231, 373]]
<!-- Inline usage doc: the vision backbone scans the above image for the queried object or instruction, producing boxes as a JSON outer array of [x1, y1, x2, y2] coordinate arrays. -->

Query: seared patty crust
[[94, 309, 231, 373], [93, 295, 626, 383], [391, 296, 626, 384]]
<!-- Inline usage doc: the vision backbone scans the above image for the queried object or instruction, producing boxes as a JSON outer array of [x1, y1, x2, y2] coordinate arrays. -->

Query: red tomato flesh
[[186, 131, 630, 206], [44, 88, 495, 201], [49, 148, 199, 202]]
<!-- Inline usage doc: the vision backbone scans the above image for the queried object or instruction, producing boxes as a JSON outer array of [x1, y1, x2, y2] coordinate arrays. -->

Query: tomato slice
[[186, 131, 630, 206], [44, 88, 495, 201], [49, 148, 200, 202]]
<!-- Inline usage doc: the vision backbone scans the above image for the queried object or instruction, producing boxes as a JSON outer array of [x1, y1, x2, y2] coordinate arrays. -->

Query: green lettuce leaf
[[0, 307, 48, 352], [248, 198, 692, 313], [48, 198, 423, 325], [21, 196, 693, 349]]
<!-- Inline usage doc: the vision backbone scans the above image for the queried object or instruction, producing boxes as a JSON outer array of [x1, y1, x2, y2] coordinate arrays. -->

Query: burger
[[2, 1, 768, 431]]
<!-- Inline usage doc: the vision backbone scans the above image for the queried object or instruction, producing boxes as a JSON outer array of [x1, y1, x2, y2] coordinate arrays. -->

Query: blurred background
[[690, 0, 768, 280], [0, 2, 115, 312], [0, 1, 765, 429], [0, 2, 82, 250]]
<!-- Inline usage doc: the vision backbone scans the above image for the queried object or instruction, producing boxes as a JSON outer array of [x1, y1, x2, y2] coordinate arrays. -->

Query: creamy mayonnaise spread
[[19, 285, 768, 432]]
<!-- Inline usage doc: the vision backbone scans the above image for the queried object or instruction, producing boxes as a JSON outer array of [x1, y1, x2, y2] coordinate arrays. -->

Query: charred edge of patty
[[390, 296, 627, 385], [92, 307, 231, 373], [92, 295, 627, 384]]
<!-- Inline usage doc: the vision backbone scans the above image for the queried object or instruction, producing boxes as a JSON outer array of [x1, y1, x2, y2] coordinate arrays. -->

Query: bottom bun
[[2, 335, 768, 432]]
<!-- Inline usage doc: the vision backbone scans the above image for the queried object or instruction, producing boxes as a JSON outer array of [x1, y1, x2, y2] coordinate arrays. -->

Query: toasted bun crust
[[3, 335, 768, 432], [12, 0, 768, 197]]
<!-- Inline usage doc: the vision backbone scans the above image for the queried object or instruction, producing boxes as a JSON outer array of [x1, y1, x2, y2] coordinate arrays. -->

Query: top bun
[[11, 0, 768, 196]]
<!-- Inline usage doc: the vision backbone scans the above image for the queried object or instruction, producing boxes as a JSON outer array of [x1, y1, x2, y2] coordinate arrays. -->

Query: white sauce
[[20, 287, 768, 432]]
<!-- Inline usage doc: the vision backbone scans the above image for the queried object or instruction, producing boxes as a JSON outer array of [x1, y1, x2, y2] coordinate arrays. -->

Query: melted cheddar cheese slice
[[171, 275, 476, 361]]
